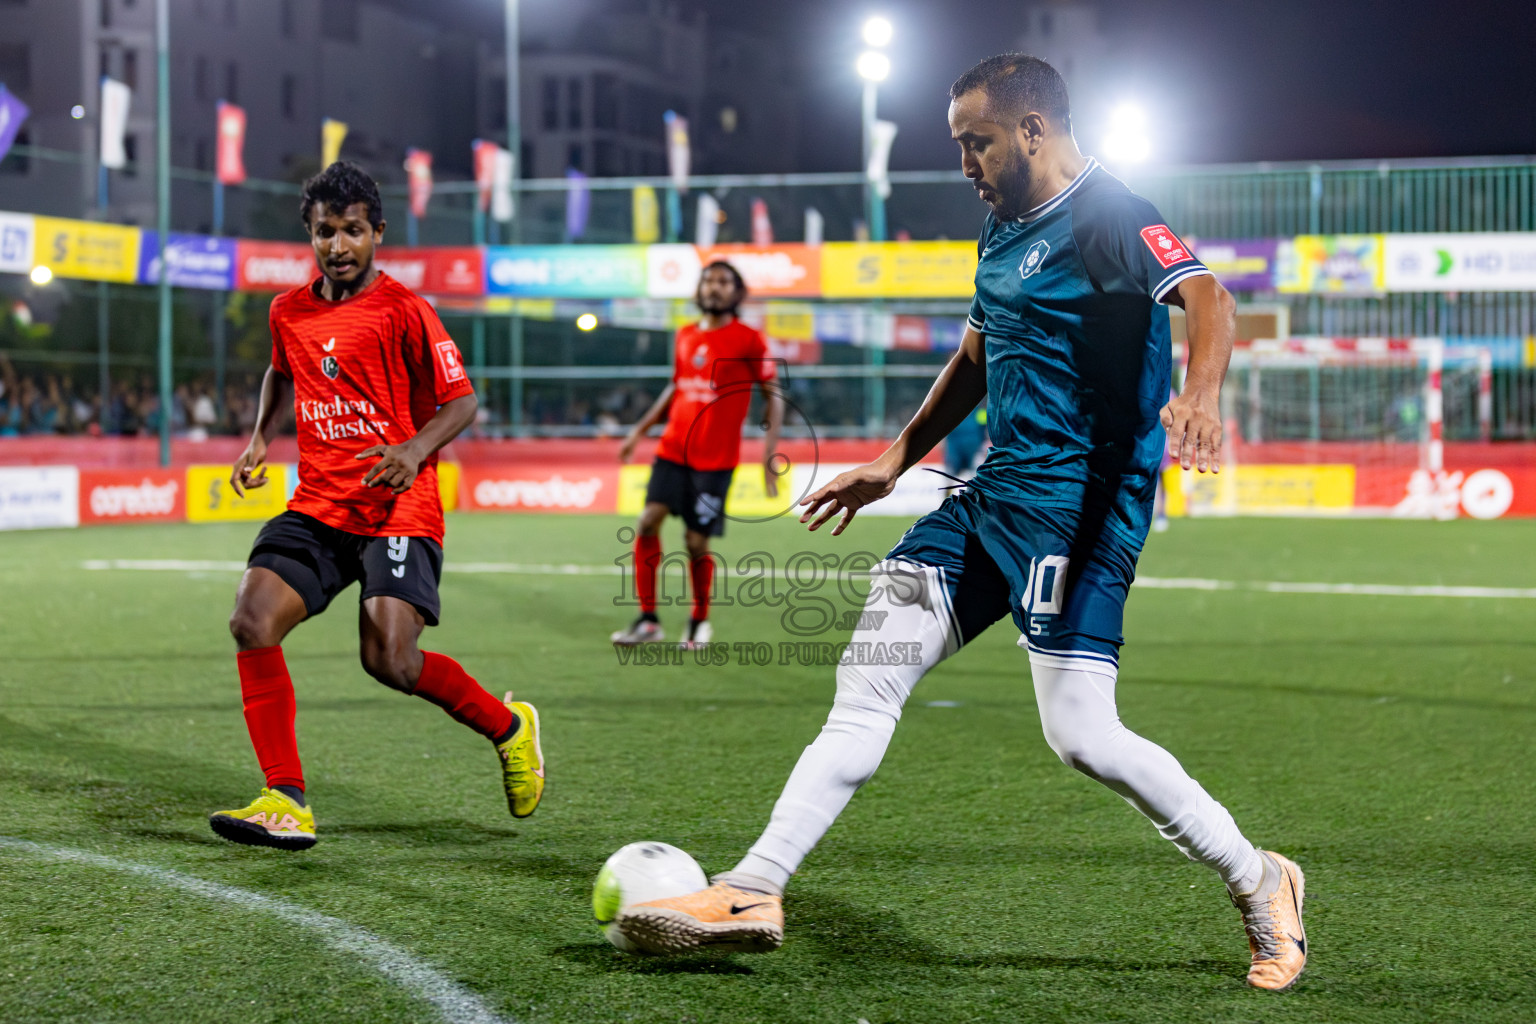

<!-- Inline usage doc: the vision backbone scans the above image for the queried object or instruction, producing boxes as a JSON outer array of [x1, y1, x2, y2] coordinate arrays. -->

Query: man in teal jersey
[[616, 54, 1307, 991]]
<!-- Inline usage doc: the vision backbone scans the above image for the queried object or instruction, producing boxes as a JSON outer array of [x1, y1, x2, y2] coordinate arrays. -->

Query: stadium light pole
[[857, 18, 892, 243], [155, 0, 173, 467]]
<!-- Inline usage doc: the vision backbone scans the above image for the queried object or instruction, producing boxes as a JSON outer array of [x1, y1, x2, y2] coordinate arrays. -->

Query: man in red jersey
[[611, 261, 784, 649], [208, 162, 544, 850]]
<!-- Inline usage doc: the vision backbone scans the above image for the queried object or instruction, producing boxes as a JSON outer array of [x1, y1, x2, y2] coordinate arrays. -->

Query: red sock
[[690, 554, 715, 621], [238, 646, 304, 791], [635, 534, 661, 615], [414, 652, 514, 741]]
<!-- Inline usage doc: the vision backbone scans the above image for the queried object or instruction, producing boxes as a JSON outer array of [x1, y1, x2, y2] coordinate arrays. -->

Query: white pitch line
[[78, 559, 1536, 599], [0, 836, 514, 1024]]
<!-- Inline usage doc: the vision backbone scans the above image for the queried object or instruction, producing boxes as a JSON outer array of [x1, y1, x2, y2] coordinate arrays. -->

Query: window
[[280, 0, 296, 39], [566, 143, 583, 172], [122, 49, 137, 92], [320, 0, 359, 43], [566, 78, 583, 130], [281, 74, 296, 119], [0, 43, 30, 93], [0, 130, 29, 175], [594, 139, 622, 176], [541, 77, 558, 131], [224, 61, 238, 103], [194, 56, 208, 100], [593, 74, 618, 130], [123, 134, 138, 176], [194, 137, 209, 171]]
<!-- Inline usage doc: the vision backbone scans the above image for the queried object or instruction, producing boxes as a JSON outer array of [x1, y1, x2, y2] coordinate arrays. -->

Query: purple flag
[[565, 168, 590, 240], [0, 86, 30, 163]]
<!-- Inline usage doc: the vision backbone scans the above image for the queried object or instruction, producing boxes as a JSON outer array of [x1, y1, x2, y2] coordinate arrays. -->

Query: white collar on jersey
[[1015, 156, 1100, 223]]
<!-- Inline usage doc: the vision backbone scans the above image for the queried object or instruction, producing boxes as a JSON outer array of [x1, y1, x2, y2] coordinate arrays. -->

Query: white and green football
[[592, 842, 708, 953]]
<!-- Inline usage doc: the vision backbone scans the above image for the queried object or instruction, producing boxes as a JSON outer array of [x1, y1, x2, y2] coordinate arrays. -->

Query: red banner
[[78, 469, 185, 524], [374, 247, 484, 296], [461, 465, 619, 513], [892, 316, 931, 351], [1355, 465, 1536, 519], [216, 102, 247, 185], [405, 148, 433, 219], [235, 239, 314, 292], [473, 140, 498, 213]]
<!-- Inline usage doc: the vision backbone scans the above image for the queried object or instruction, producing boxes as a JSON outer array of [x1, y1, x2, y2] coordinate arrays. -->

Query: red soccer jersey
[[655, 319, 775, 471], [268, 272, 473, 543]]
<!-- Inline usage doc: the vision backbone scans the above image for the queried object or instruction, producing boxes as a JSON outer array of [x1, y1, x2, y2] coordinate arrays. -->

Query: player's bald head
[[949, 53, 1072, 134]]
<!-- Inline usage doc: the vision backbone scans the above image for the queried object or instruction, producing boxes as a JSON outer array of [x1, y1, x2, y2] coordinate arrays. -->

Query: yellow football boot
[[616, 882, 784, 954], [1232, 850, 1308, 990], [496, 693, 545, 818], [209, 788, 316, 850]]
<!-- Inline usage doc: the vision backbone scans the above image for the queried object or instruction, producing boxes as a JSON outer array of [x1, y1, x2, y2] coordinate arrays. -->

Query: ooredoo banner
[[235, 240, 315, 292], [376, 247, 484, 296], [0, 466, 80, 531], [461, 465, 618, 513], [78, 470, 184, 525]]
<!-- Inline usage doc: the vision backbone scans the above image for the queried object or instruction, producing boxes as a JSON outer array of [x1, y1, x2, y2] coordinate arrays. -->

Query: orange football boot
[[616, 882, 784, 954], [1232, 850, 1308, 990]]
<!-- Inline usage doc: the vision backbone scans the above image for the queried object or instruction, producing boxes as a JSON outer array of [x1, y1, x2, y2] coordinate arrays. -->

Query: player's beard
[[984, 142, 1035, 220]]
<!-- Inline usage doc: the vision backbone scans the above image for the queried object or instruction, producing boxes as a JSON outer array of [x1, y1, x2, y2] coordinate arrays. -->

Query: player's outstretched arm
[[231, 366, 292, 497], [1161, 275, 1235, 473], [357, 393, 478, 494], [800, 325, 987, 534], [618, 383, 675, 463]]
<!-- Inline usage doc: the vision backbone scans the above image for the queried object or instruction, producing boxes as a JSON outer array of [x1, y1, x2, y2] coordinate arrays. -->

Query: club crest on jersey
[[321, 355, 340, 380], [1020, 239, 1050, 280], [692, 346, 708, 368]]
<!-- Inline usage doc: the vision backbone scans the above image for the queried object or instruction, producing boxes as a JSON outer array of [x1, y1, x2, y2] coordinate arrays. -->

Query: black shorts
[[644, 457, 735, 537], [247, 511, 445, 625]]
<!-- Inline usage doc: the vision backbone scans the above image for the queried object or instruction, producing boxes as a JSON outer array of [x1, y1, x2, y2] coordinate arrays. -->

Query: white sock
[[1030, 655, 1264, 893], [735, 563, 959, 890]]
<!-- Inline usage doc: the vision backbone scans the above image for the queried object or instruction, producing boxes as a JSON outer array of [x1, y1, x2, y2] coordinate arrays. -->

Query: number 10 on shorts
[[1022, 555, 1068, 635]]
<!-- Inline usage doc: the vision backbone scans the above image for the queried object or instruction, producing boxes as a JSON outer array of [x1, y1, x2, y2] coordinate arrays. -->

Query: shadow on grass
[[551, 941, 756, 975]]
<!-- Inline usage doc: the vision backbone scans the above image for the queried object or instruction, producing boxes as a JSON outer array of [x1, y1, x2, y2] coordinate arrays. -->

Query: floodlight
[[1102, 103, 1151, 164], [856, 51, 891, 83], [862, 16, 894, 47], [30, 266, 53, 286]]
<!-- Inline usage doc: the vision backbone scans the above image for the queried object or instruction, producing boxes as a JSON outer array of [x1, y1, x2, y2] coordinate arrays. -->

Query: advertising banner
[[78, 470, 184, 525], [1276, 235, 1384, 294], [1384, 233, 1536, 292], [646, 244, 702, 299], [616, 464, 785, 519], [821, 241, 977, 298], [483, 245, 646, 297], [0, 466, 80, 531], [375, 247, 484, 296], [698, 244, 820, 297], [138, 232, 237, 290], [463, 465, 618, 513], [235, 239, 314, 291], [186, 464, 290, 523], [1191, 238, 1278, 291], [0, 211, 35, 275], [33, 216, 142, 283]]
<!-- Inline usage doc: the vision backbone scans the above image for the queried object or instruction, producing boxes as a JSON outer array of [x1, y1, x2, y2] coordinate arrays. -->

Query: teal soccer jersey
[[965, 157, 1210, 542]]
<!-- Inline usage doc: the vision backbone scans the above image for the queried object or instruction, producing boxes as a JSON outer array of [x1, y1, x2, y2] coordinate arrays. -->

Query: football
[[592, 842, 709, 953]]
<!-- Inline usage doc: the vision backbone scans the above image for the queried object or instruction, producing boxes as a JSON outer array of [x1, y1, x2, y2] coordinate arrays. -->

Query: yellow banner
[[186, 463, 290, 523], [765, 302, 815, 340], [1178, 464, 1356, 517], [322, 118, 349, 168], [632, 186, 661, 245], [1276, 235, 1384, 294], [34, 216, 141, 283], [617, 462, 789, 519], [438, 460, 460, 512], [821, 241, 977, 298]]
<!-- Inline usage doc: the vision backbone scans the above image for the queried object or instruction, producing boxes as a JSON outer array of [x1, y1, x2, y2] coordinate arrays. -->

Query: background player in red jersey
[[208, 162, 545, 850], [611, 261, 784, 648]]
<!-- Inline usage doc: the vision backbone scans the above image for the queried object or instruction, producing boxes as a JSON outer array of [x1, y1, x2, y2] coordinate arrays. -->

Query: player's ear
[[1019, 112, 1048, 154], [373, 219, 386, 244]]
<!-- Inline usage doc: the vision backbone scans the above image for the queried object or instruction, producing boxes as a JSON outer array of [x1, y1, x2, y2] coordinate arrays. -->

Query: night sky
[[412, 0, 1536, 172]]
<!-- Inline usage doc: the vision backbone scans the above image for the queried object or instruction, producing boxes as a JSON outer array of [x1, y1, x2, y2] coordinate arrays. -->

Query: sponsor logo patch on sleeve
[[1140, 224, 1192, 269], [434, 339, 467, 383]]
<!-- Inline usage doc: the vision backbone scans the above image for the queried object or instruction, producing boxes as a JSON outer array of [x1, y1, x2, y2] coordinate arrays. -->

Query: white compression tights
[[735, 567, 1262, 895]]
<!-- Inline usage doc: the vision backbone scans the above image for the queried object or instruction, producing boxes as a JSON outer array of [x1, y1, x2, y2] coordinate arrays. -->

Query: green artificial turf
[[1, 512, 1533, 1023]]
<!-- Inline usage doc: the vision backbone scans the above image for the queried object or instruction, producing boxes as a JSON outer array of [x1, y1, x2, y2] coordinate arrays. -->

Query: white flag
[[491, 146, 516, 223], [866, 118, 898, 200], [804, 207, 824, 247], [695, 194, 720, 248], [100, 77, 131, 170]]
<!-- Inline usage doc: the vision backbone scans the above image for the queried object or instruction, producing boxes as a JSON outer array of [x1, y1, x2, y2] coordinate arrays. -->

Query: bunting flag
[[632, 185, 660, 244], [0, 86, 30, 164], [215, 102, 246, 185], [405, 149, 433, 218], [321, 118, 348, 168], [100, 77, 131, 169], [751, 198, 773, 246], [803, 207, 824, 247], [473, 140, 498, 212], [664, 110, 690, 194], [491, 147, 515, 223], [565, 168, 590, 240], [695, 194, 720, 247], [867, 119, 898, 200]]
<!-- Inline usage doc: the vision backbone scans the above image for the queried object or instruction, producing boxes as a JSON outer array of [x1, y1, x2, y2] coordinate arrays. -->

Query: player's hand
[[1161, 387, 1223, 473], [230, 437, 269, 497], [762, 455, 782, 499], [618, 432, 639, 463], [356, 442, 422, 494], [798, 461, 899, 535]]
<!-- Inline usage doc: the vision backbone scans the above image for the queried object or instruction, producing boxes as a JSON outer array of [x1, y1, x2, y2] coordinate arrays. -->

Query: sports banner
[[698, 244, 820, 297], [138, 232, 237, 290], [33, 216, 142, 283], [186, 464, 290, 523], [78, 470, 184, 525], [0, 211, 35, 275], [1191, 238, 1278, 292], [1276, 235, 1384, 294], [821, 241, 977, 298], [484, 245, 647, 298], [235, 239, 314, 291], [1384, 233, 1536, 292], [462, 465, 619, 513], [216, 102, 247, 185], [375, 246, 484, 296], [0, 466, 79, 531]]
